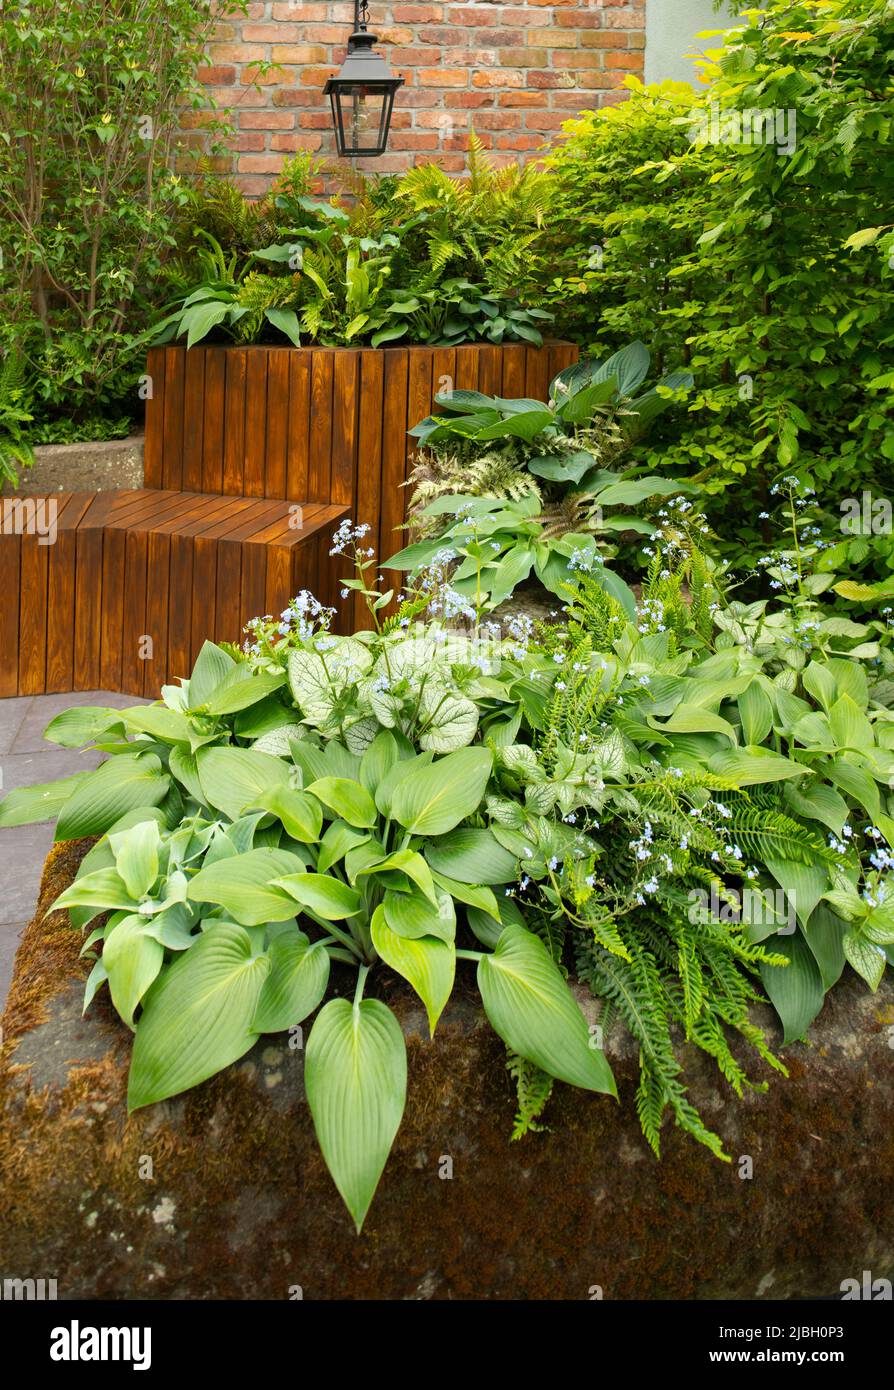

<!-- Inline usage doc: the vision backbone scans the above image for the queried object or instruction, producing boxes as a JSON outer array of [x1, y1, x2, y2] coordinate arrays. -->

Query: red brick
[[581, 30, 628, 48], [496, 133, 547, 151], [300, 24, 345, 42], [605, 51, 644, 70], [470, 110, 523, 130], [388, 47, 442, 64], [499, 47, 548, 66], [271, 45, 328, 62], [239, 111, 296, 129], [417, 68, 467, 86], [270, 133, 323, 151], [388, 132, 440, 150], [416, 153, 465, 170], [238, 154, 286, 173], [197, 65, 236, 85], [417, 27, 470, 45], [497, 90, 545, 107], [563, 52, 607, 70], [472, 70, 523, 88], [392, 5, 444, 20]]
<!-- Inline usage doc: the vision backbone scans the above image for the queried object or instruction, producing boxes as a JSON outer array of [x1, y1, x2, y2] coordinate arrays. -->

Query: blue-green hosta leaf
[[169, 747, 205, 805], [801, 661, 837, 713], [116, 705, 193, 744], [373, 750, 434, 818], [128, 923, 270, 1109], [203, 667, 286, 717], [389, 746, 493, 836], [0, 772, 92, 828], [252, 933, 330, 1033], [305, 997, 407, 1232], [738, 681, 774, 745], [187, 641, 236, 708], [382, 887, 456, 944], [359, 729, 402, 795], [42, 706, 124, 749], [477, 923, 616, 1095], [708, 747, 805, 785], [826, 759, 880, 820], [370, 907, 454, 1035], [253, 785, 323, 843], [317, 820, 371, 874], [54, 755, 170, 843], [306, 776, 377, 829], [196, 746, 290, 821], [766, 857, 829, 930], [355, 848, 437, 904], [801, 904, 846, 991], [273, 872, 364, 920], [51, 867, 137, 916], [760, 931, 826, 1044], [425, 827, 519, 885], [102, 915, 165, 1029], [828, 694, 875, 752], [188, 848, 306, 925], [417, 687, 479, 753], [429, 870, 500, 921], [108, 819, 161, 901]]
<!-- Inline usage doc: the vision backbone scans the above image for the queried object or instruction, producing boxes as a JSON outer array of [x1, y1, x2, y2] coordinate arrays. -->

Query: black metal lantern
[[324, 0, 404, 158]]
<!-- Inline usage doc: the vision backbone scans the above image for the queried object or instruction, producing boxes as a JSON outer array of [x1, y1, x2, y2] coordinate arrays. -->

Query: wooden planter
[[144, 341, 578, 625]]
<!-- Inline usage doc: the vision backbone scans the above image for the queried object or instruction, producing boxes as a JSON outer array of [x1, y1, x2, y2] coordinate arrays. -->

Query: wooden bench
[[0, 490, 348, 699]]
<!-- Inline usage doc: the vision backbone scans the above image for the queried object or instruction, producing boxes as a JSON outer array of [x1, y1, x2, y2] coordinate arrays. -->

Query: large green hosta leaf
[[128, 923, 270, 1109], [759, 931, 825, 1045], [188, 848, 307, 925], [371, 907, 454, 1034], [0, 772, 91, 828], [305, 997, 407, 1231], [389, 746, 493, 836], [55, 754, 170, 841], [196, 746, 290, 821], [253, 932, 330, 1033], [102, 914, 165, 1029], [477, 923, 616, 1095]]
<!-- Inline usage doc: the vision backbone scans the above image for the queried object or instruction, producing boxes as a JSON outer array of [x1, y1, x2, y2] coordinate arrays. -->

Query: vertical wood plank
[[222, 348, 247, 495], [215, 539, 243, 646], [181, 348, 205, 493], [241, 541, 268, 630], [161, 348, 185, 491], [502, 343, 527, 399], [380, 350, 409, 576], [454, 346, 480, 392], [406, 349, 434, 533], [122, 529, 149, 697], [354, 350, 384, 630], [202, 347, 226, 494], [525, 345, 550, 403], [45, 526, 77, 694], [331, 350, 359, 508], [143, 346, 166, 488], [547, 341, 579, 390], [286, 351, 311, 501], [167, 534, 194, 684], [478, 344, 502, 396], [431, 348, 456, 408], [265, 544, 292, 621], [191, 536, 218, 668], [74, 527, 103, 692], [244, 349, 269, 498], [143, 531, 171, 695], [0, 534, 20, 696], [308, 351, 334, 503], [99, 527, 126, 692], [18, 533, 48, 694], [265, 350, 289, 500]]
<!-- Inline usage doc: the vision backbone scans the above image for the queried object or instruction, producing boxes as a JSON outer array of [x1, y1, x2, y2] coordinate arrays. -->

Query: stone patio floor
[[0, 691, 147, 1010]]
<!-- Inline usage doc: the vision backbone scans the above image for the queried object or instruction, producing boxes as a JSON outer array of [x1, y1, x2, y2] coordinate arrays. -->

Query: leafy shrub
[[546, 1, 894, 582], [0, 0, 239, 433]]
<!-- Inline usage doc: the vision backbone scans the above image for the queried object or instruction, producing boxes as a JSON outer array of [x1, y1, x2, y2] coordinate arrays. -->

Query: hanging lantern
[[324, 1, 404, 159]]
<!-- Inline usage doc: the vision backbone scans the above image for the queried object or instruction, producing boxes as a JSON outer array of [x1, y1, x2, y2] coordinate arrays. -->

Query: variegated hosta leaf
[[590, 729, 626, 779], [485, 794, 526, 828], [418, 686, 478, 753], [525, 782, 558, 815], [288, 638, 373, 721]]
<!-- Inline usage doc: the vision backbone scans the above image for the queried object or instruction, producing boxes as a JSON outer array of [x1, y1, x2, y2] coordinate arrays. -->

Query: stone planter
[[2, 839, 893, 1301], [2, 436, 144, 498]]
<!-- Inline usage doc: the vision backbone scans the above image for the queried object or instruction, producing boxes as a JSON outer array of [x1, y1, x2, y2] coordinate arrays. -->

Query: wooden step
[[0, 490, 349, 698]]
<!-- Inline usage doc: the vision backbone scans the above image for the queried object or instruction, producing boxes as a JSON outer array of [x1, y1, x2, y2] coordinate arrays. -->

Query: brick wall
[[195, 1, 646, 194]]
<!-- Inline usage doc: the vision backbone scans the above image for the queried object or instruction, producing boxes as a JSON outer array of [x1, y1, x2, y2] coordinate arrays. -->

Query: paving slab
[[0, 690, 148, 1011]]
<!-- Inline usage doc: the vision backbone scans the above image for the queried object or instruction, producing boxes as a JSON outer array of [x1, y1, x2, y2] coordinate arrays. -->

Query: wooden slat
[[354, 350, 384, 629], [122, 529, 149, 697], [143, 531, 171, 696], [502, 343, 527, 398], [431, 348, 456, 407], [143, 346, 166, 488], [99, 526, 126, 692], [73, 522, 103, 692], [331, 350, 358, 508], [166, 532, 194, 684], [265, 349, 289, 500], [0, 532, 20, 696], [264, 543, 292, 621], [454, 346, 480, 392], [191, 534, 218, 669], [161, 348, 185, 491], [182, 349, 205, 493], [478, 345, 503, 396], [308, 351, 334, 503], [45, 494, 93, 694], [286, 351, 311, 501], [202, 347, 226, 494], [244, 349, 269, 498], [547, 341, 578, 389], [380, 350, 409, 575], [222, 348, 247, 495], [215, 534, 243, 647], [240, 537, 268, 628], [525, 345, 550, 403], [18, 531, 49, 694]]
